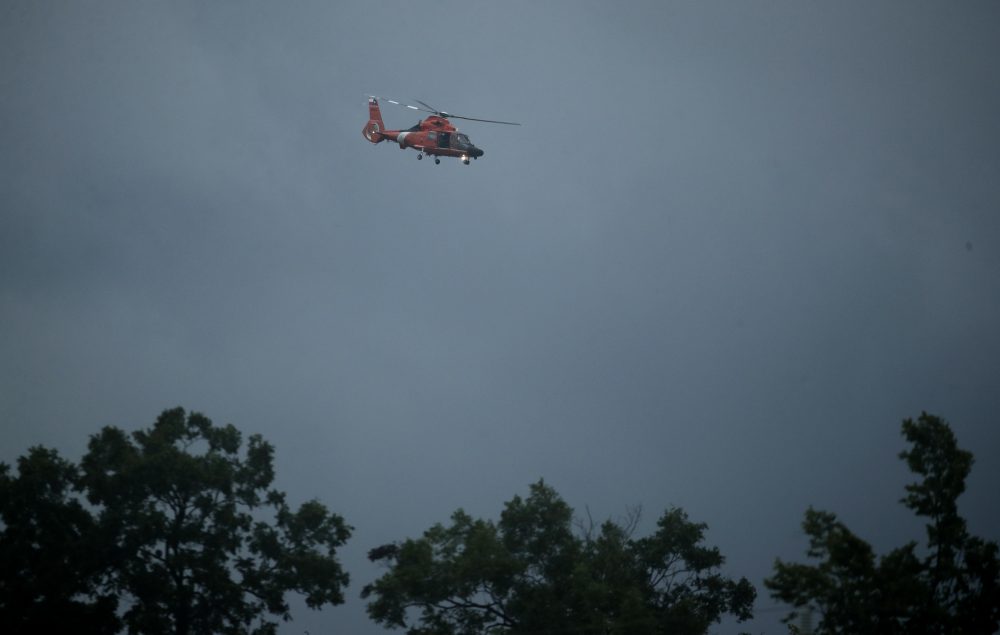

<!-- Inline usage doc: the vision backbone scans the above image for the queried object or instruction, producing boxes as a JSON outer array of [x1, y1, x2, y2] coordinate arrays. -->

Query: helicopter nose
[[472, 147, 484, 157]]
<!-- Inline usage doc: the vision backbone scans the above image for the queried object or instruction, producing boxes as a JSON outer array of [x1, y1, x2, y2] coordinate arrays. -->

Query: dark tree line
[[2, 408, 998, 634], [362, 480, 755, 635], [0, 408, 351, 635], [766, 413, 1000, 634]]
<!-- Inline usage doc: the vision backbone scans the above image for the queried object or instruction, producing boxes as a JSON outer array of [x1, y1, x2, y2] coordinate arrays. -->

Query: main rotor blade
[[414, 99, 440, 114], [372, 96, 435, 114], [446, 114, 522, 126], [414, 98, 520, 125], [386, 99, 423, 112], [374, 96, 521, 125]]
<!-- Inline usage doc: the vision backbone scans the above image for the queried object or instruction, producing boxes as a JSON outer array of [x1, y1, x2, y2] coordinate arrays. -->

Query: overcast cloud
[[2, 2, 999, 633]]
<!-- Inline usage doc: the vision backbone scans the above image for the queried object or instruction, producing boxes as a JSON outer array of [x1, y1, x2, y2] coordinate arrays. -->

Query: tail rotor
[[362, 96, 386, 143]]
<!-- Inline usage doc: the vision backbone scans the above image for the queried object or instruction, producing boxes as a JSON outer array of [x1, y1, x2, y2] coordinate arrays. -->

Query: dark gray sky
[[3, 2, 999, 633]]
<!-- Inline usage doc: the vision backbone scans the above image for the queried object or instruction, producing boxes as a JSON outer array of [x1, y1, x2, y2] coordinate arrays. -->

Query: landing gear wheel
[[434, 158, 440, 165], [417, 153, 423, 160], [463, 159, 470, 165]]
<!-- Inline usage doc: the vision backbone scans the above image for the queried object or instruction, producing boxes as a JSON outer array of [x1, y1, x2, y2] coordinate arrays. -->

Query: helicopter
[[362, 96, 520, 165]]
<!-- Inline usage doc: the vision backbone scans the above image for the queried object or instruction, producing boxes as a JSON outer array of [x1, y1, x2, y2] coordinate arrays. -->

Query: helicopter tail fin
[[362, 96, 386, 143]]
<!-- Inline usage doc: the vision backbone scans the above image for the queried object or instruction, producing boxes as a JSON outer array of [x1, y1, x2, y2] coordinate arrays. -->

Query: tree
[[766, 412, 1000, 634], [0, 447, 120, 634], [1, 407, 352, 635], [362, 480, 755, 634], [80, 407, 353, 635]]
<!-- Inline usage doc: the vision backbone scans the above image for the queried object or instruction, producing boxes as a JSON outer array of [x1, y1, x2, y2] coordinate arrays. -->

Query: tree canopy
[[0, 447, 121, 634], [362, 480, 755, 635], [0, 407, 352, 635], [766, 412, 1000, 634]]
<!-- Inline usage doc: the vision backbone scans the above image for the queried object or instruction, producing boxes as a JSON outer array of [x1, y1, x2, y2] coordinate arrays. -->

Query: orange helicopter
[[362, 96, 520, 165]]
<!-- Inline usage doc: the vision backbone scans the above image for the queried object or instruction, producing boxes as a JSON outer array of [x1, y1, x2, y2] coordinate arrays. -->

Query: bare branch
[[574, 504, 598, 542], [621, 504, 643, 538]]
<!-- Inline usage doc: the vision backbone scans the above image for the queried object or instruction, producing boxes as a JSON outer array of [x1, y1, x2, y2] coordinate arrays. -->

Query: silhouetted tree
[[766, 412, 1000, 634], [362, 480, 755, 634], [1, 408, 352, 635], [0, 447, 120, 634]]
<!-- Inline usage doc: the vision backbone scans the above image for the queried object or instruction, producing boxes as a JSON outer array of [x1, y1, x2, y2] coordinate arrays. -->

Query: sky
[[2, 1, 999, 633]]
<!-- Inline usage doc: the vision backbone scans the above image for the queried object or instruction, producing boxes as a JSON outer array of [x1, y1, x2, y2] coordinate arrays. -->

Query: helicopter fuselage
[[389, 116, 484, 160]]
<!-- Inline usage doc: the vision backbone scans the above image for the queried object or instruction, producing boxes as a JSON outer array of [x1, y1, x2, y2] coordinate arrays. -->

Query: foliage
[[0, 447, 120, 634], [362, 480, 755, 635], [0, 407, 352, 635], [766, 412, 1000, 634]]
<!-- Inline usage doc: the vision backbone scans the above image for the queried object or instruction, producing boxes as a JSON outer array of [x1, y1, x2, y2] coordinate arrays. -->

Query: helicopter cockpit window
[[456, 133, 471, 145]]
